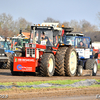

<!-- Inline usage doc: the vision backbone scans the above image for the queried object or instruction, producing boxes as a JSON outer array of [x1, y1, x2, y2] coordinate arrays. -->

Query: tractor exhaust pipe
[[30, 27, 35, 43], [33, 27, 35, 43]]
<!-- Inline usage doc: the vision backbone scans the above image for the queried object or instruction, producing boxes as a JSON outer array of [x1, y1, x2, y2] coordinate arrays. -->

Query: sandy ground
[[0, 69, 100, 100], [0, 69, 100, 82], [0, 87, 100, 100]]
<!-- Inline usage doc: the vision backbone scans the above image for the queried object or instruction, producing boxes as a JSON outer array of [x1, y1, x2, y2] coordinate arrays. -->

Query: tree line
[[0, 13, 32, 37], [44, 17, 98, 32], [0, 13, 100, 37]]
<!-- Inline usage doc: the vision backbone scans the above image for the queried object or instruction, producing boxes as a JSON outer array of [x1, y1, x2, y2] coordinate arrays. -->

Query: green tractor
[[11, 37, 29, 51]]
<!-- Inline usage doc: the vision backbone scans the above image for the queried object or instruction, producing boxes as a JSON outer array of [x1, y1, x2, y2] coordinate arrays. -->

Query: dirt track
[[0, 69, 100, 82], [0, 69, 100, 100], [1, 87, 100, 100]]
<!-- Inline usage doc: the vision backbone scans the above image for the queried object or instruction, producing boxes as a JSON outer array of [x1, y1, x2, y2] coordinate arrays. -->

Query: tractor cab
[[63, 32, 93, 59], [63, 32, 84, 46], [30, 25, 63, 47], [11, 37, 29, 51], [74, 37, 93, 59], [0, 40, 11, 51], [30, 26, 54, 46]]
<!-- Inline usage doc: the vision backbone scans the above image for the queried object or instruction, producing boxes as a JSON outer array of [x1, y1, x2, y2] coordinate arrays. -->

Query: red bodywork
[[13, 57, 36, 72], [93, 49, 100, 64], [13, 43, 58, 72]]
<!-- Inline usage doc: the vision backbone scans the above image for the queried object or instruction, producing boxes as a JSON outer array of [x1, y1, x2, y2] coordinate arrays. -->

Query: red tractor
[[10, 25, 78, 77]]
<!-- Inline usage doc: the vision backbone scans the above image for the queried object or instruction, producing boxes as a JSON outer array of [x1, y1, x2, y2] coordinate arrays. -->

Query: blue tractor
[[0, 39, 14, 68], [62, 30, 98, 76]]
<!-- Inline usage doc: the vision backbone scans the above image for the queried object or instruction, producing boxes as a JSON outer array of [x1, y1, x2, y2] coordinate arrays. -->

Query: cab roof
[[65, 32, 84, 36]]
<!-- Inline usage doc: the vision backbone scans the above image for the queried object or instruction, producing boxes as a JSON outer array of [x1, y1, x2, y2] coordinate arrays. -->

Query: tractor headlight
[[26, 54, 30, 57], [2, 54, 4, 56], [32, 54, 35, 57]]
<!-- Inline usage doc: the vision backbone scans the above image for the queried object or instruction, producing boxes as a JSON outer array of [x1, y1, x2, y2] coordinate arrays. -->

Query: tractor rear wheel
[[85, 59, 98, 76], [5, 53, 12, 69], [64, 47, 77, 77], [40, 53, 55, 77], [55, 47, 68, 76]]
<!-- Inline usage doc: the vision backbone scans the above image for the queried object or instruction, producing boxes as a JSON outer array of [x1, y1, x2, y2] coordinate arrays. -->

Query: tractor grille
[[27, 49, 35, 57]]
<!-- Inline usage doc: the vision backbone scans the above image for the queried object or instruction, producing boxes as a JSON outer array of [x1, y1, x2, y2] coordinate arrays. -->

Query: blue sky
[[0, 0, 100, 27]]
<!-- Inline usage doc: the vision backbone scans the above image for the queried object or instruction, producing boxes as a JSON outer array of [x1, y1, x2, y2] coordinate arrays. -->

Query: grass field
[[0, 79, 83, 86], [0, 79, 100, 92]]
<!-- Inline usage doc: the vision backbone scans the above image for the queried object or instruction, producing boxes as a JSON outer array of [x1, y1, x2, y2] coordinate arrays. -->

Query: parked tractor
[[0, 42, 8, 68], [62, 31, 98, 76], [0, 38, 13, 69], [10, 25, 78, 77], [11, 36, 29, 51]]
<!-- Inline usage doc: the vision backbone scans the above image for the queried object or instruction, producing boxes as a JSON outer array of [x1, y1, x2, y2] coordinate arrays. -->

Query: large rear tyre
[[85, 59, 98, 76], [55, 47, 68, 76], [40, 53, 55, 77], [64, 47, 77, 77], [5, 53, 12, 69], [10, 52, 22, 62]]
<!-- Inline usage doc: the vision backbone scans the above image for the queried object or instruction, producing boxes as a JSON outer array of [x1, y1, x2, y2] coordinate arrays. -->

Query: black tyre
[[1, 53, 11, 69], [5, 53, 12, 69], [55, 47, 68, 76], [64, 47, 77, 77], [77, 65, 83, 76], [85, 59, 98, 76], [10, 52, 22, 62], [10, 52, 22, 76], [40, 53, 55, 77], [0, 62, 6, 69], [10, 62, 17, 75]]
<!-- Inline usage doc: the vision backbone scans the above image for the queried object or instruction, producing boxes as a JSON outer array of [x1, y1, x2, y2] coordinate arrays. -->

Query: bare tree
[[69, 20, 81, 32], [0, 13, 14, 37], [44, 17, 60, 23], [80, 19, 98, 32], [62, 21, 69, 27], [14, 17, 32, 35]]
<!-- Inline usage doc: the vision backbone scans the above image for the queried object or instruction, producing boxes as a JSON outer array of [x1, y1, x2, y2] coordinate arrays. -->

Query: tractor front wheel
[[85, 59, 98, 76], [40, 53, 55, 77]]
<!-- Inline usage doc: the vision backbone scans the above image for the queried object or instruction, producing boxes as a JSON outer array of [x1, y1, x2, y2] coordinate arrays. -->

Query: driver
[[42, 32, 49, 42], [78, 41, 84, 47], [41, 32, 51, 45]]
